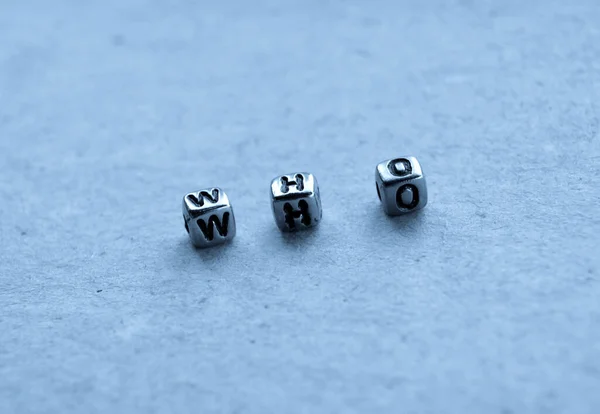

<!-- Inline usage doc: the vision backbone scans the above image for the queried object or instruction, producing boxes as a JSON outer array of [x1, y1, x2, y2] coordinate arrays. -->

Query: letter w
[[197, 212, 230, 241]]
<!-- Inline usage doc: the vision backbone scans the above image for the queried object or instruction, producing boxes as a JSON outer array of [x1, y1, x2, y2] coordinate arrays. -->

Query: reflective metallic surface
[[270, 173, 322, 232], [375, 156, 428, 215], [182, 187, 236, 248]]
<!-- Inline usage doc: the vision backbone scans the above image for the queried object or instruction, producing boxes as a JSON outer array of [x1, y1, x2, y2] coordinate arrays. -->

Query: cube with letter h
[[182, 188, 236, 248], [270, 173, 322, 232], [375, 156, 428, 215]]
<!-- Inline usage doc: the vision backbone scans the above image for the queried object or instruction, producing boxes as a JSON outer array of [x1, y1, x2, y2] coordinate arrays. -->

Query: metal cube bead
[[182, 187, 236, 248], [270, 173, 322, 232], [375, 156, 428, 215]]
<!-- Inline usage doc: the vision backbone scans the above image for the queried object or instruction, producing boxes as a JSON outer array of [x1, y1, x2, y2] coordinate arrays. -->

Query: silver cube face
[[270, 173, 322, 232], [375, 157, 427, 215], [182, 188, 236, 248]]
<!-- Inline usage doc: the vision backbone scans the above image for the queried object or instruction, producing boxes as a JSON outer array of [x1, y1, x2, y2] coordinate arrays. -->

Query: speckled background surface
[[1, 1, 599, 413]]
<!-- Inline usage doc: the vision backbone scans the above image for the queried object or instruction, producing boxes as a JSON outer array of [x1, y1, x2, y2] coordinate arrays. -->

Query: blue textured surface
[[1, 1, 600, 413]]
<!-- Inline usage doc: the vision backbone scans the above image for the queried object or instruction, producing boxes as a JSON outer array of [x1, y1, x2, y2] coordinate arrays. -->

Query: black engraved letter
[[197, 212, 230, 241]]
